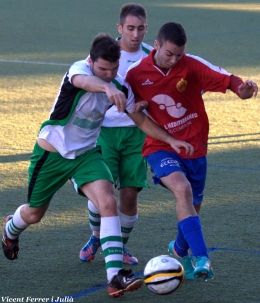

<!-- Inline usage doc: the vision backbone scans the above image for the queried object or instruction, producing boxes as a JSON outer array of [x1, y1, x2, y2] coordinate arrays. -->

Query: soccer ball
[[143, 255, 184, 295]]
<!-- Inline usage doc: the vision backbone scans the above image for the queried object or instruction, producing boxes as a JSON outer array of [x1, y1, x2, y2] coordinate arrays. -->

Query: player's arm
[[71, 74, 126, 112], [237, 80, 258, 99], [132, 101, 149, 113], [229, 75, 258, 99], [127, 111, 194, 156]]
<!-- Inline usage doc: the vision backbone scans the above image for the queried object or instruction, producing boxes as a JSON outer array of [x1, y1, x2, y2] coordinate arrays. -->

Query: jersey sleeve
[[228, 75, 244, 97], [124, 81, 135, 114], [187, 55, 232, 94], [125, 65, 140, 99], [67, 60, 91, 83]]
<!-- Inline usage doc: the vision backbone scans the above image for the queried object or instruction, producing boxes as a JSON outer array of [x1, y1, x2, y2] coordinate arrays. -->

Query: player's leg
[[2, 204, 49, 260], [184, 156, 213, 279], [163, 172, 213, 280], [169, 157, 206, 260], [2, 142, 69, 260], [82, 183, 142, 296], [79, 199, 101, 262], [118, 187, 139, 265], [75, 151, 143, 297], [79, 127, 120, 262], [117, 127, 148, 265], [146, 151, 213, 280]]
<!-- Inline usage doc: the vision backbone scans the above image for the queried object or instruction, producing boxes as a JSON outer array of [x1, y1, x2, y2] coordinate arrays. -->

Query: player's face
[[117, 15, 147, 53], [88, 58, 119, 82], [154, 40, 185, 69]]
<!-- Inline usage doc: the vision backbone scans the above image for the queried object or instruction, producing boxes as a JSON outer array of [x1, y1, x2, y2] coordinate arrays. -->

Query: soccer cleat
[[2, 215, 19, 260], [79, 235, 101, 262], [107, 269, 143, 297], [123, 246, 138, 265], [193, 256, 214, 280], [168, 240, 195, 280]]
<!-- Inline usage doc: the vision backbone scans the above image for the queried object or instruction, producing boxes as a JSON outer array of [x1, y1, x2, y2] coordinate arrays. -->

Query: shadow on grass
[[0, 153, 32, 163]]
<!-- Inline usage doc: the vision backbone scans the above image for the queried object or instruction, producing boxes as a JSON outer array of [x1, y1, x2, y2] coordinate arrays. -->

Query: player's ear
[[117, 23, 123, 35], [154, 40, 159, 50], [145, 24, 148, 34], [88, 57, 93, 67]]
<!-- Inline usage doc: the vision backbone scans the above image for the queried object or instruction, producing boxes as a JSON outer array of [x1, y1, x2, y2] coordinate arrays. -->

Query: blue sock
[[179, 216, 208, 258], [174, 224, 189, 257]]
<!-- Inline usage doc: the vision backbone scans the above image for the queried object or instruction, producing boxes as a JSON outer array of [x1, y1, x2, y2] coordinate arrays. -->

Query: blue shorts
[[145, 150, 207, 205]]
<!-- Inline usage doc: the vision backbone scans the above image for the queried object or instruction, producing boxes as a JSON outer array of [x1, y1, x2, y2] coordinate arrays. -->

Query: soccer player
[[2, 33, 193, 297], [125, 22, 258, 280], [79, 3, 153, 265]]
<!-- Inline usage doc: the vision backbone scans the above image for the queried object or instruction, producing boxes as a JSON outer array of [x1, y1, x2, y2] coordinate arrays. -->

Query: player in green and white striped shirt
[[80, 3, 153, 265]]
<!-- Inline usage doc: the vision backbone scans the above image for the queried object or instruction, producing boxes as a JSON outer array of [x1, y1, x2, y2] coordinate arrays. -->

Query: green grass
[[0, 1, 260, 302]]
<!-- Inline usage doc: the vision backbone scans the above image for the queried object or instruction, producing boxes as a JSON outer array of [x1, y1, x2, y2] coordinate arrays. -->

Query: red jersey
[[126, 49, 242, 159]]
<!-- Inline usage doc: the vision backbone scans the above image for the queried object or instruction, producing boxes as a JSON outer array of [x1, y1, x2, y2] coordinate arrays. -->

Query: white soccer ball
[[143, 255, 184, 295]]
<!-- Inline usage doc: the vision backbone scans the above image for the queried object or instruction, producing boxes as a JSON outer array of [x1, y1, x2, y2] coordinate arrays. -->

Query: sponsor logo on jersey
[[127, 60, 136, 64], [151, 94, 187, 118], [142, 79, 154, 85]]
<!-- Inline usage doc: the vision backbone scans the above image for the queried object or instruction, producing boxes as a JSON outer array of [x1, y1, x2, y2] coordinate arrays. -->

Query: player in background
[[79, 3, 153, 265], [2, 33, 194, 297], [125, 22, 258, 281]]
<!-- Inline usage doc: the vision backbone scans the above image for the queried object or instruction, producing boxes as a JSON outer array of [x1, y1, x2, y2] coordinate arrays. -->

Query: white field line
[[0, 58, 70, 66]]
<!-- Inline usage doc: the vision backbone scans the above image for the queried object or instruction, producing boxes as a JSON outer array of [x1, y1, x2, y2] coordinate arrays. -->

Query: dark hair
[[90, 33, 121, 63], [157, 22, 187, 47], [119, 3, 147, 25]]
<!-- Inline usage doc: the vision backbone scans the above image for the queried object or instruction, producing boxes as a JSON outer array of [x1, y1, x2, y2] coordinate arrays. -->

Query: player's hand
[[238, 80, 258, 99], [132, 101, 149, 113], [105, 84, 126, 112], [168, 138, 194, 156]]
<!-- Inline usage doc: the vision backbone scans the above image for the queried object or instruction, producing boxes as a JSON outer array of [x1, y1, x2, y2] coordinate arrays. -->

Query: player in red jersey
[[126, 22, 258, 281]]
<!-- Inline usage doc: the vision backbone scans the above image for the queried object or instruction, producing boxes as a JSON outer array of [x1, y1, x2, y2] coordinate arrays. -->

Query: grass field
[[0, 1, 260, 302]]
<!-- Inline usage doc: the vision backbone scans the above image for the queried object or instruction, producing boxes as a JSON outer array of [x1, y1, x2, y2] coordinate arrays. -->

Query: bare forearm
[[128, 112, 173, 144], [128, 112, 194, 156], [72, 74, 126, 112], [72, 74, 111, 93], [229, 75, 258, 99]]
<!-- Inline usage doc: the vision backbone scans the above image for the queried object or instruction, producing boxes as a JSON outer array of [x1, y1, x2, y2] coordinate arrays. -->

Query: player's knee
[[99, 196, 118, 216], [23, 208, 46, 224], [172, 179, 192, 195]]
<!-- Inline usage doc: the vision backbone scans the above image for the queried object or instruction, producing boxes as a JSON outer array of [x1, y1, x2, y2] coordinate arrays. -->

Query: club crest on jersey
[[176, 78, 187, 92]]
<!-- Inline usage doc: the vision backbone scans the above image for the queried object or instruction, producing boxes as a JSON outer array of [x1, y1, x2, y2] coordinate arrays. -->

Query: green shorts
[[27, 142, 113, 207], [97, 126, 148, 189]]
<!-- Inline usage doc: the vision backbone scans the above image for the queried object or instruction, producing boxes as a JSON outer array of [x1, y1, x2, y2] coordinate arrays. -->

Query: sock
[[100, 216, 123, 282], [179, 216, 208, 258], [5, 205, 30, 239], [88, 200, 101, 233], [118, 209, 138, 245], [174, 223, 190, 257]]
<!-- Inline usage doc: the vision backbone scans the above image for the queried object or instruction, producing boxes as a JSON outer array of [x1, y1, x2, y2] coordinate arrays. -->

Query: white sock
[[100, 216, 123, 282], [118, 209, 138, 245], [88, 200, 101, 232], [5, 205, 30, 239]]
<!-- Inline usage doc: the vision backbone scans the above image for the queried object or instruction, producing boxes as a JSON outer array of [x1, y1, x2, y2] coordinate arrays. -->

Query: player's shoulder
[[127, 53, 149, 73], [112, 74, 133, 99], [185, 54, 231, 75], [69, 59, 91, 75], [71, 59, 87, 68], [140, 42, 153, 54], [113, 73, 130, 88]]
